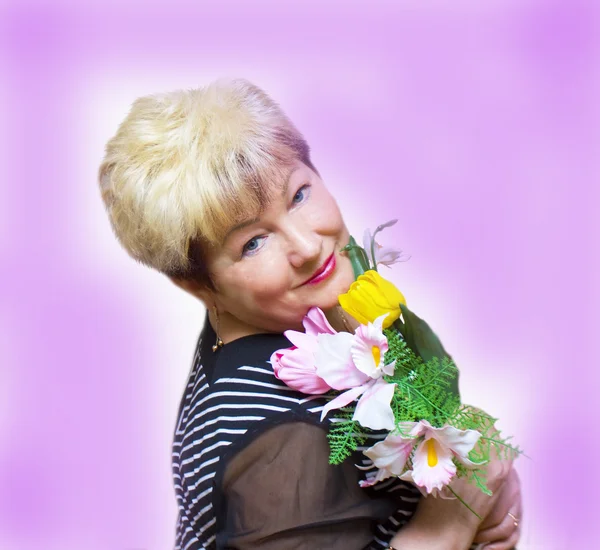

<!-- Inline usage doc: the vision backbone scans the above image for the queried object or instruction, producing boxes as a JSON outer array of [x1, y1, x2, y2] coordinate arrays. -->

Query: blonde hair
[[98, 78, 315, 283]]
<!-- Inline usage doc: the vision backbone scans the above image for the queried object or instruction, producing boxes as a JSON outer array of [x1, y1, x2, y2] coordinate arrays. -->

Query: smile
[[302, 253, 336, 286]]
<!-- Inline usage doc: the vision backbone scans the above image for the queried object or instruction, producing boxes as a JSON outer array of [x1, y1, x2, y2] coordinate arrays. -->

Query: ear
[[168, 276, 214, 305]]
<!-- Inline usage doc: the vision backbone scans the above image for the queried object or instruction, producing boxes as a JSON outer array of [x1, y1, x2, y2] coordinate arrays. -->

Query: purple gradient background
[[1, 0, 598, 548]]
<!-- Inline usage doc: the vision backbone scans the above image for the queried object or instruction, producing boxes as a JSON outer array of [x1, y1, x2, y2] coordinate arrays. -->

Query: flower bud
[[339, 270, 406, 329]]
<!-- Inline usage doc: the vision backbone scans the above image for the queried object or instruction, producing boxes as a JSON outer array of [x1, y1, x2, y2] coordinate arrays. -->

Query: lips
[[302, 253, 336, 286]]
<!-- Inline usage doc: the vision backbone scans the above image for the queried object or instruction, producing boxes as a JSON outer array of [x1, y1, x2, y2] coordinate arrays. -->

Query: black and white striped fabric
[[171, 319, 422, 550]]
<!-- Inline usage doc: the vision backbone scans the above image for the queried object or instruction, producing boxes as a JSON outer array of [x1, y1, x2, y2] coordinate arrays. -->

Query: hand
[[472, 466, 522, 550], [387, 405, 520, 550], [387, 451, 513, 550], [388, 422, 515, 550]]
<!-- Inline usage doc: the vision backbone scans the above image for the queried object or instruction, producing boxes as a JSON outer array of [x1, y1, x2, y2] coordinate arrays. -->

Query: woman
[[98, 78, 522, 549]]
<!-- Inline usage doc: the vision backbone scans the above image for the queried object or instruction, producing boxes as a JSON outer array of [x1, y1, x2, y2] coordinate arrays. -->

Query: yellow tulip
[[339, 270, 406, 329]]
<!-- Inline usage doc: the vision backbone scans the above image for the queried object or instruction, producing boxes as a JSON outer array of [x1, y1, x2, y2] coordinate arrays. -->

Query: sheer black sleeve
[[219, 421, 398, 549]]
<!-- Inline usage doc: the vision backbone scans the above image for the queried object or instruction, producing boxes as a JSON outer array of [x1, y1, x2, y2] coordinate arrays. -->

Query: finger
[[473, 512, 518, 544], [477, 468, 520, 532], [506, 498, 524, 531], [476, 492, 507, 531], [513, 502, 523, 525], [475, 502, 522, 544], [480, 525, 521, 550], [486, 455, 515, 494]]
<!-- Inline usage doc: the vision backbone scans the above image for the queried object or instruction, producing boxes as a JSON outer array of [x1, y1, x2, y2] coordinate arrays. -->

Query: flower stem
[[340, 236, 370, 279], [447, 486, 482, 520]]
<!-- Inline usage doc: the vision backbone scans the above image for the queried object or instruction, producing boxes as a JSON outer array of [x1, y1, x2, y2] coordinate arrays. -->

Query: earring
[[212, 306, 224, 352]]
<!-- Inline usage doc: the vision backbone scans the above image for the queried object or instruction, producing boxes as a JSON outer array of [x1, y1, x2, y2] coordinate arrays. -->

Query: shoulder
[[173, 325, 327, 486], [198, 326, 326, 419], [211, 333, 322, 412]]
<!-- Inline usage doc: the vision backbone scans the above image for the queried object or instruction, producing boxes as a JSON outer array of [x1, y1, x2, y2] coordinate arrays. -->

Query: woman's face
[[205, 160, 355, 334]]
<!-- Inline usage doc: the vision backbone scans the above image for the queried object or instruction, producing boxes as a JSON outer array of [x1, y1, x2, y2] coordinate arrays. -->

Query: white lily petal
[[353, 379, 396, 431], [320, 385, 368, 421], [376, 247, 402, 266], [428, 424, 482, 459], [359, 467, 393, 488], [409, 420, 429, 438], [394, 421, 419, 437], [412, 420, 481, 462], [351, 318, 389, 379], [372, 314, 388, 333], [315, 332, 369, 390], [374, 219, 398, 234], [399, 471, 456, 499], [399, 471, 429, 497], [381, 360, 396, 377], [411, 437, 456, 494], [363, 432, 415, 475], [456, 454, 488, 469]]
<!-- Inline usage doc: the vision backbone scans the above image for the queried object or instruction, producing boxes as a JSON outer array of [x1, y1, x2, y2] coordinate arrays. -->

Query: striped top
[[171, 317, 423, 550]]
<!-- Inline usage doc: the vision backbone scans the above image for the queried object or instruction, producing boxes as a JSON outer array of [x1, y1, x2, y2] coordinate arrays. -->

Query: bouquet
[[270, 220, 521, 515]]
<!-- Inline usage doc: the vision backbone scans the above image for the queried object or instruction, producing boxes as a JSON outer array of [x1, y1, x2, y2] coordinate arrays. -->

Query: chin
[[333, 256, 356, 293], [314, 293, 341, 312], [313, 267, 355, 311]]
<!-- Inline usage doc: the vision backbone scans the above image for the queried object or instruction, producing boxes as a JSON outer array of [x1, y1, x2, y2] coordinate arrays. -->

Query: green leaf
[[340, 236, 370, 278], [399, 303, 460, 399], [327, 416, 369, 465]]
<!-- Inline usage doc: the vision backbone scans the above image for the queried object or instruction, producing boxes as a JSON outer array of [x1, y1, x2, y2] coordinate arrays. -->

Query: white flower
[[363, 219, 411, 269], [315, 315, 397, 431], [359, 429, 416, 487], [351, 314, 395, 379], [405, 420, 483, 494], [361, 420, 483, 494]]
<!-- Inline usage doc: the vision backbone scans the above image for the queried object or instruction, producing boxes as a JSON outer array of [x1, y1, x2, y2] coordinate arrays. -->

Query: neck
[[326, 305, 360, 333], [208, 309, 270, 345]]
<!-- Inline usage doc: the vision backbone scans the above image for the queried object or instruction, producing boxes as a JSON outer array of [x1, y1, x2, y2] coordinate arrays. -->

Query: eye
[[242, 235, 267, 257], [292, 183, 311, 205]]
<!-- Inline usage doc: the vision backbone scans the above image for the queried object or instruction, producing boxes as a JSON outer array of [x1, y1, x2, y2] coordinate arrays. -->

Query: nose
[[284, 219, 322, 268]]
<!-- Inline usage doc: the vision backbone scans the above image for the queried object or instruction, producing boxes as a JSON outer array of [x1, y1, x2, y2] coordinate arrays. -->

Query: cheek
[[219, 265, 307, 331], [313, 188, 345, 233], [221, 262, 292, 308]]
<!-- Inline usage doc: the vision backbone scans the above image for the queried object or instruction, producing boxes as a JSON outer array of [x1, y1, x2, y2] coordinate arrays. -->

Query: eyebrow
[[221, 166, 299, 244], [222, 216, 261, 244]]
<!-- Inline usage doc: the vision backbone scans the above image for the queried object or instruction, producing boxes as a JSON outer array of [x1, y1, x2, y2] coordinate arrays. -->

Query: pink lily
[[316, 314, 397, 431], [359, 428, 416, 487], [361, 420, 483, 494], [403, 420, 483, 495], [272, 308, 397, 431]]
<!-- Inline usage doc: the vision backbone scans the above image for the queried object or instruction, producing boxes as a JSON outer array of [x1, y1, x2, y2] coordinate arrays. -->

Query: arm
[[220, 420, 396, 549], [221, 419, 519, 550], [387, 489, 481, 550]]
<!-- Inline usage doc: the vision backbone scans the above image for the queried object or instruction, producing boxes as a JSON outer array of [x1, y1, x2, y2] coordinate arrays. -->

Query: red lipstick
[[302, 253, 336, 286]]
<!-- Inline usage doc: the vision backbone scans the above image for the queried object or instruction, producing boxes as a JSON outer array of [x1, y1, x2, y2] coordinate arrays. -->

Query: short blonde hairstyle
[[98, 78, 315, 284]]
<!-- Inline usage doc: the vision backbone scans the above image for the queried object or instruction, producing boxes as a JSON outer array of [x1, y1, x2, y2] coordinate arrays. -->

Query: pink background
[[1, 0, 598, 548]]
